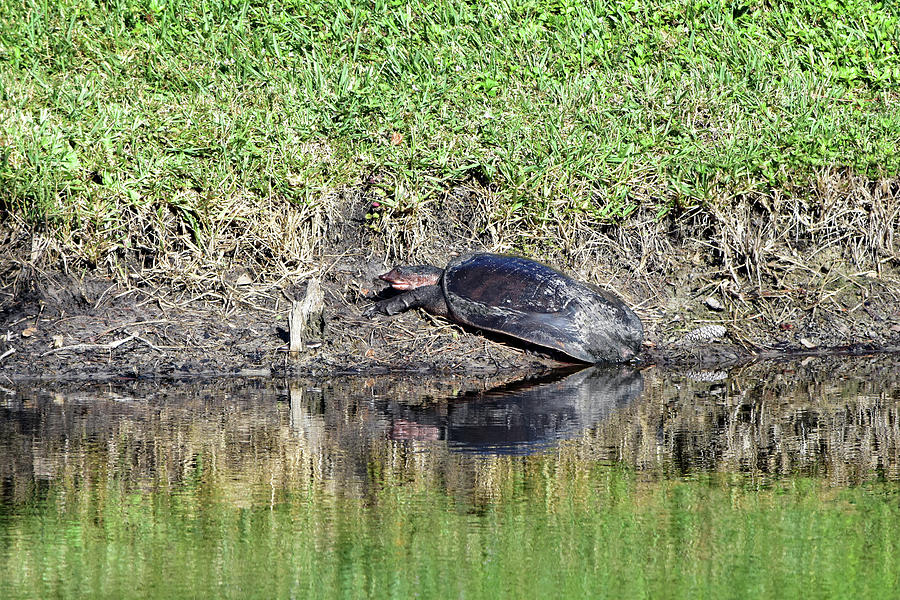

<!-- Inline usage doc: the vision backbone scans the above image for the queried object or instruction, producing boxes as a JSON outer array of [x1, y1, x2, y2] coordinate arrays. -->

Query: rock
[[799, 338, 817, 349], [705, 297, 723, 311]]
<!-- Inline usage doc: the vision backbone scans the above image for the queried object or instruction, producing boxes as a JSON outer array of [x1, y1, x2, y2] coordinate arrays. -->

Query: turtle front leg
[[364, 285, 449, 318]]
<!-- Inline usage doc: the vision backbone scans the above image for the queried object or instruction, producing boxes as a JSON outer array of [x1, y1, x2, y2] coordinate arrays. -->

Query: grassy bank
[[1, 0, 899, 278]]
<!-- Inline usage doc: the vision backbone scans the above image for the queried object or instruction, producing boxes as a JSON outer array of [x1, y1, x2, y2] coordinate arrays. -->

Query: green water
[[2, 358, 900, 599]]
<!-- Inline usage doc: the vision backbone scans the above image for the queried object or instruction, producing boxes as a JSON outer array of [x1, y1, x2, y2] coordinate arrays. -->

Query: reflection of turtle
[[382, 365, 645, 455], [365, 253, 643, 363]]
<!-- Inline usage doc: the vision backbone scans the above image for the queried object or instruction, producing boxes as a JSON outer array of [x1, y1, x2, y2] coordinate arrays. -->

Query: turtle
[[364, 253, 643, 363]]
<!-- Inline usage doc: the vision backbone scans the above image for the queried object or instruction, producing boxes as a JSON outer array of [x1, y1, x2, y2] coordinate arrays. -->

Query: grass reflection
[[2, 356, 900, 598], [3, 465, 900, 599]]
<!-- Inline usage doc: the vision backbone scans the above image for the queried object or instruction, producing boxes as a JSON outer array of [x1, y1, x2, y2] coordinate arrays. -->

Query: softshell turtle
[[365, 253, 643, 363]]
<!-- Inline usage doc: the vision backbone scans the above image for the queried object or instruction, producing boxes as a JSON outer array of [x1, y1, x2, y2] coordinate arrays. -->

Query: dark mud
[[1, 239, 898, 383]]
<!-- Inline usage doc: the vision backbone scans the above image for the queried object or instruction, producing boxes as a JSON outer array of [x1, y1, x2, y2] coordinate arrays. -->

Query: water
[[2, 355, 900, 599]]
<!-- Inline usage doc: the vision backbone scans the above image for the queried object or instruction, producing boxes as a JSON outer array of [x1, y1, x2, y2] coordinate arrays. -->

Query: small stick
[[288, 277, 324, 356], [41, 331, 167, 356], [95, 319, 171, 339], [122, 329, 163, 352], [42, 334, 139, 356]]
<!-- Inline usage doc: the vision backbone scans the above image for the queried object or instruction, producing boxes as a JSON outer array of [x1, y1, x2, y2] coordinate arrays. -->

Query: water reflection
[[369, 366, 643, 454], [4, 358, 900, 600], [2, 355, 900, 507]]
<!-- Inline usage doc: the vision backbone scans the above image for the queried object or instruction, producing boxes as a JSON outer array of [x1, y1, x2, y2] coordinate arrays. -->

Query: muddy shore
[[2, 213, 898, 384]]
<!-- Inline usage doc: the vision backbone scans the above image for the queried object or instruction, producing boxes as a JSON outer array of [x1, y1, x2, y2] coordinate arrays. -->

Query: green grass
[[1, 0, 898, 264]]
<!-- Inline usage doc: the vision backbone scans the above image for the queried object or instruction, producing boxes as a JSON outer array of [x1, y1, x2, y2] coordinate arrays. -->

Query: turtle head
[[378, 265, 443, 290]]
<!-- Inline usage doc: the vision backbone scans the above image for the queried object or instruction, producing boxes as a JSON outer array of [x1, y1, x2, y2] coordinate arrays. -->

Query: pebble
[[705, 297, 723, 311]]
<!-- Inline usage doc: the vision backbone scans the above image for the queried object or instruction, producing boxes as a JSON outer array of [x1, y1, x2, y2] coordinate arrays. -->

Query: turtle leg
[[364, 285, 449, 318]]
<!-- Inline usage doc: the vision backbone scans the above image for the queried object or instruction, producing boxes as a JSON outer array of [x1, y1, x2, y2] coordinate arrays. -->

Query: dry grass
[[4, 166, 899, 366]]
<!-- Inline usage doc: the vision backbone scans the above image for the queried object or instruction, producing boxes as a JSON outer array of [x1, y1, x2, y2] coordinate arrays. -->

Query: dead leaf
[[52, 335, 64, 348], [22, 326, 37, 337], [390, 131, 403, 146]]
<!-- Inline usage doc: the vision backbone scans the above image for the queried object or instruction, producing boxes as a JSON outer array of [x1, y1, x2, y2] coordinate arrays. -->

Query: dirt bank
[[2, 194, 899, 383]]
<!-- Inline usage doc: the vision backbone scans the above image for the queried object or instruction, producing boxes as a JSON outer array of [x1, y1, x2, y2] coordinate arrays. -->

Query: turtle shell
[[442, 254, 643, 363]]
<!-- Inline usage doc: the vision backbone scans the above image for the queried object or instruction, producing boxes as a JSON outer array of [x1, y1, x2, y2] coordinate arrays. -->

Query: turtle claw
[[364, 294, 414, 317], [363, 298, 392, 317]]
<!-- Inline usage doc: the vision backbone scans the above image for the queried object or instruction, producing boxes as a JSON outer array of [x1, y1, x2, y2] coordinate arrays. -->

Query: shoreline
[[2, 221, 898, 382]]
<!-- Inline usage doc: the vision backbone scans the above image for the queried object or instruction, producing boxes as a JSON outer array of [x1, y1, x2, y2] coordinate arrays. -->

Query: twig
[[42, 334, 139, 356], [122, 329, 164, 351], [7, 316, 32, 328], [0, 347, 15, 362], [39, 330, 163, 356], [92, 282, 119, 310], [95, 319, 171, 339]]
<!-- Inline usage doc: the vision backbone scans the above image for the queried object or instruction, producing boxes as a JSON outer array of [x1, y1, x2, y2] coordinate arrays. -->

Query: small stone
[[224, 268, 253, 287], [832, 322, 851, 337], [799, 338, 817, 349], [705, 297, 723, 311]]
